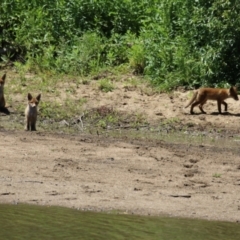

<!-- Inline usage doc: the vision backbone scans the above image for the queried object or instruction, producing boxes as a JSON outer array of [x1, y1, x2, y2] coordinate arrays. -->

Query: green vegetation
[[1, 204, 240, 240], [213, 173, 222, 178], [1, 0, 240, 90], [98, 79, 115, 92]]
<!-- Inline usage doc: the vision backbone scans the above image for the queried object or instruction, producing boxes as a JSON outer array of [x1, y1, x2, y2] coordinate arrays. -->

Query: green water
[[0, 204, 240, 240]]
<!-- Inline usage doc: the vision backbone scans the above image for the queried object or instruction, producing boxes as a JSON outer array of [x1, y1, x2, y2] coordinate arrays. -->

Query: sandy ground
[[1, 74, 240, 222]]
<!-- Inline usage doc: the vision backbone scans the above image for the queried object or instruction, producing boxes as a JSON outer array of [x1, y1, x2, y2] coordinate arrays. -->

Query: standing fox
[[185, 86, 239, 114], [25, 93, 41, 131], [0, 73, 10, 115]]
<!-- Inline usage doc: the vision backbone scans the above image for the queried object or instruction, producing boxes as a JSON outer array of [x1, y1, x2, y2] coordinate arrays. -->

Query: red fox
[[185, 86, 239, 114], [0, 73, 10, 115], [25, 93, 41, 131]]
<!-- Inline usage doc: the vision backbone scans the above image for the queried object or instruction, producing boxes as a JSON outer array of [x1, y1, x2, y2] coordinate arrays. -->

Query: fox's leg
[[25, 118, 30, 131], [30, 116, 37, 131], [31, 121, 37, 131], [0, 107, 10, 115], [217, 100, 223, 113], [190, 101, 202, 114], [198, 100, 207, 114], [221, 101, 228, 112]]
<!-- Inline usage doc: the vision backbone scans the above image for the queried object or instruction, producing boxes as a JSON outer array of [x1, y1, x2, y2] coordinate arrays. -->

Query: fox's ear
[[1, 73, 6, 82], [28, 93, 33, 101], [36, 94, 41, 101], [230, 86, 235, 91]]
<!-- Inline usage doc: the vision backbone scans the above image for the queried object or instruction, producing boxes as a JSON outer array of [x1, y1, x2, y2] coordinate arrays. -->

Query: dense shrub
[[142, 0, 240, 89], [1, 0, 240, 90], [0, 0, 148, 56]]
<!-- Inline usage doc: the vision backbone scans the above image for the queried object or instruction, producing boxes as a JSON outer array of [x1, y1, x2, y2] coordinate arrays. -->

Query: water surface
[[1, 204, 240, 240]]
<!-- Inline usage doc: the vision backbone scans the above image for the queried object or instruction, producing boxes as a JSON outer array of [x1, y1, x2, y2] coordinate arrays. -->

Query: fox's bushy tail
[[185, 91, 198, 108]]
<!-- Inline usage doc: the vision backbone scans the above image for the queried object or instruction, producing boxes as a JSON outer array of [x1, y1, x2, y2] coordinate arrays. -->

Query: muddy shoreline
[[1, 130, 240, 222]]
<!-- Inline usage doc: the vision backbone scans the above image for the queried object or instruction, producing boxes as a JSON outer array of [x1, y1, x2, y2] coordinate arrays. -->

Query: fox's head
[[230, 86, 239, 101], [28, 93, 41, 108], [0, 73, 6, 89]]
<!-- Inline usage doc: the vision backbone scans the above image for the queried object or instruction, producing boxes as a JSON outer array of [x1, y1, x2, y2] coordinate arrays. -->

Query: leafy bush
[[142, 0, 240, 89], [0, 0, 150, 59], [54, 32, 104, 74], [1, 0, 240, 90]]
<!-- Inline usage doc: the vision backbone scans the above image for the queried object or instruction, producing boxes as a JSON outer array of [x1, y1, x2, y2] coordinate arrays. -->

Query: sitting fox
[[25, 93, 41, 131], [185, 86, 239, 114], [0, 73, 10, 115]]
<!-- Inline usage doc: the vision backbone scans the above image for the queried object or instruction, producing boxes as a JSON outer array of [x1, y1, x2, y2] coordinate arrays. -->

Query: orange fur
[[0, 73, 10, 115], [185, 86, 239, 114], [25, 93, 41, 131], [0, 73, 6, 107]]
